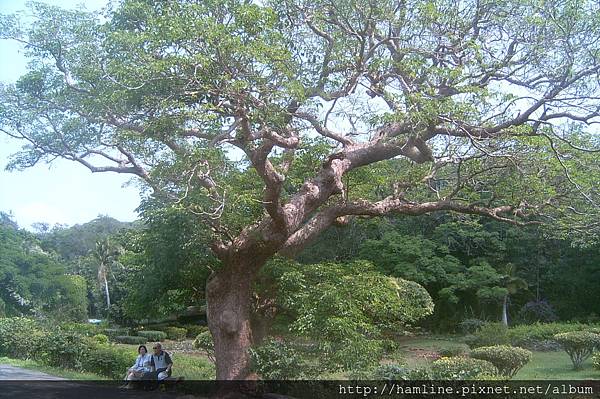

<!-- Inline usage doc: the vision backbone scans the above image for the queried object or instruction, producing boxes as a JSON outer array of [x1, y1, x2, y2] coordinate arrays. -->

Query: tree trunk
[[501, 294, 508, 326], [103, 274, 111, 309], [206, 257, 263, 380]]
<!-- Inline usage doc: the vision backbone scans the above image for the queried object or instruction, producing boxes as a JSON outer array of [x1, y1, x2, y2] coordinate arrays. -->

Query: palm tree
[[500, 263, 528, 326], [93, 238, 122, 311]]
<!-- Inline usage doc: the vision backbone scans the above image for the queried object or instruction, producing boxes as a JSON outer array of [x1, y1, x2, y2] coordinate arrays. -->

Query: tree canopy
[[1, 0, 598, 246]]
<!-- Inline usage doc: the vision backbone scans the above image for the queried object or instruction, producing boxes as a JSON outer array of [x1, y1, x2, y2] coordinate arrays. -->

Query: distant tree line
[[1, 207, 598, 333]]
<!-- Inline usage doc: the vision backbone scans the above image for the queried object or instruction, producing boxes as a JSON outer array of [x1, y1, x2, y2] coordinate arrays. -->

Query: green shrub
[[81, 343, 137, 379], [589, 327, 600, 335], [372, 364, 407, 380], [136, 330, 167, 341], [172, 352, 216, 380], [327, 338, 385, 373], [592, 352, 600, 370], [103, 328, 129, 338], [185, 324, 208, 338], [458, 319, 486, 334], [58, 322, 101, 337], [0, 318, 141, 378], [193, 331, 215, 363], [554, 332, 600, 370], [164, 326, 187, 341], [431, 357, 497, 380], [92, 334, 109, 345], [0, 317, 47, 360], [249, 338, 307, 379], [467, 323, 598, 351], [507, 322, 593, 349], [144, 323, 170, 331], [467, 322, 509, 348], [517, 300, 558, 324], [438, 347, 469, 358], [371, 364, 431, 380], [113, 335, 148, 345], [407, 367, 433, 380], [39, 330, 91, 370], [470, 345, 532, 378]]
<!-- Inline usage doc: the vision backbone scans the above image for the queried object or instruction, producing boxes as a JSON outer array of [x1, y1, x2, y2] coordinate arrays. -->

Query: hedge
[[466, 322, 600, 351], [164, 326, 187, 341], [103, 328, 130, 338], [508, 323, 599, 348], [135, 330, 167, 341], [113, 335, 148, 345], [0, 317, 140, 380], [184, 324, 208, 338]]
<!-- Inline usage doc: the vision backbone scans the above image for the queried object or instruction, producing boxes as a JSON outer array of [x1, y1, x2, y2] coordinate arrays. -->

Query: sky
[[0, 0, 142, 230]]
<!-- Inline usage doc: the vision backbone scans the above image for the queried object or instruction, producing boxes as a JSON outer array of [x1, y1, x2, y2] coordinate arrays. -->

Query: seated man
[[148, 342, 173, 381], [150, 342, 173, 381]]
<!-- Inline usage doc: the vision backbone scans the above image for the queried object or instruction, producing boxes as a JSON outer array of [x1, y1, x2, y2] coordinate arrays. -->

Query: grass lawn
[[392, 336, 599, 380], [514, 351, 597, 379], [394, 335, 469, 369], [114, 344, 215, 380], [0, 356, 106, 380]]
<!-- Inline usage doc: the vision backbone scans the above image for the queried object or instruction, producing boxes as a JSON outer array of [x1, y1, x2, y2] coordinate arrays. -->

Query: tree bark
[[103, 274, 111, 309], [206, 256, 264, 380], [501, 295, 508, 326]]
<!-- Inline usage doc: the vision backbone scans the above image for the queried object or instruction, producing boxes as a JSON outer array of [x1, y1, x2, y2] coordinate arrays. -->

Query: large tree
[[1, 0, 599, 379]]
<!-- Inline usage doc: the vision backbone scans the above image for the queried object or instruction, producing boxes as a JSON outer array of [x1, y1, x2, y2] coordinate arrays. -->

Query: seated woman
[[122, 345, 152, 389]]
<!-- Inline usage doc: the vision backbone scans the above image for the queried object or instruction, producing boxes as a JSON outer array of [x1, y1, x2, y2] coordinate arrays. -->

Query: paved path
[[0, 364, 66, 380], [0, 365, 188, 399]]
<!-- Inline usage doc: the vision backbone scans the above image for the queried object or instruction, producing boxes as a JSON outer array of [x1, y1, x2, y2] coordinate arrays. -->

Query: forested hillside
[[0, 212, 87, 320]]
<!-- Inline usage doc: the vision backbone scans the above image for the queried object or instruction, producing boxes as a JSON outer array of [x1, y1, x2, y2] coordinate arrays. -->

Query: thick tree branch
[[279, 197, 538, 257]]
